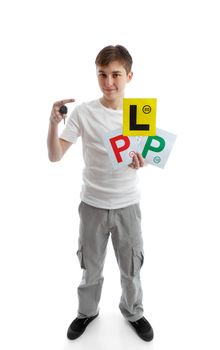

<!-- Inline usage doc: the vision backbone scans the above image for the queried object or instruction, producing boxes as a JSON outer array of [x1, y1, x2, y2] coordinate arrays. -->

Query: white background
[[0, 0, 220, 349]]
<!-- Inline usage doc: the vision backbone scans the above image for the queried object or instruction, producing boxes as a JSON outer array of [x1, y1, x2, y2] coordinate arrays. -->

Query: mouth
[[104, 89, 116, 93]]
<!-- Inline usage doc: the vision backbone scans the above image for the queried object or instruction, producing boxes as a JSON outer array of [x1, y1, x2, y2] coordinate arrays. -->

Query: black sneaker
[[67, 313, 99, 340], [129, 316, 154, 341]]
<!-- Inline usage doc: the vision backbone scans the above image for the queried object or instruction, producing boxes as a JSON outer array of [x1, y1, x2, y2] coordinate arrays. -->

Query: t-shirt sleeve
[[60, 106, 81, 143]]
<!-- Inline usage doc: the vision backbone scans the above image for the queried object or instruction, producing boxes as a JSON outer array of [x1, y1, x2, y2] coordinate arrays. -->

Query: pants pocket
[[132, 248, 144, 276], [77, 246, 86, 269]]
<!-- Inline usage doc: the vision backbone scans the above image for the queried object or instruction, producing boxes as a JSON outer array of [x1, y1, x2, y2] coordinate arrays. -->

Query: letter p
[[110, 135, 130, 163], [142, 136, 165, 158]]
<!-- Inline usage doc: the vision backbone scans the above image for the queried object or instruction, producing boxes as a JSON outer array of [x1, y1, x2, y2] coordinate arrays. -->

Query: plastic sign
[[103, 128, 176, 169], [123, 98, 157, 136], [103, 128, 142, 168], [138, 128, 176, 168]]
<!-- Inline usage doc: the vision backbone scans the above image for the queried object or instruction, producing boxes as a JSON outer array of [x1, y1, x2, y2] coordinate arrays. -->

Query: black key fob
[[59, 105, 68, 115]]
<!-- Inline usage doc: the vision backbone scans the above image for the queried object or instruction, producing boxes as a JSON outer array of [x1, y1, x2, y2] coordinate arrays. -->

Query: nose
[[105, 75, 113, 87]]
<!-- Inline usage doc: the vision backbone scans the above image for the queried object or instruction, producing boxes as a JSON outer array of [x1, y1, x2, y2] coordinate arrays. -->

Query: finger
[[53, 99, 75, 107], [128, 163, 135, 169], [136, 152, 144, 167], [132, 154, 139, 169]]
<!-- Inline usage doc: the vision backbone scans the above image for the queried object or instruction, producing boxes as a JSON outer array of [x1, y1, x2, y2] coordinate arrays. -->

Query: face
[[96, 61, 133, 102]]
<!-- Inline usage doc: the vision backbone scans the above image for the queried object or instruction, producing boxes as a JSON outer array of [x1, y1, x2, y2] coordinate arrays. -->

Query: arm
[[47, 99, 75, 162]]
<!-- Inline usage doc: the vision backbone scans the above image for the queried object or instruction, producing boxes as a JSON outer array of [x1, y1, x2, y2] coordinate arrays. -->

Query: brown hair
[[95, 45, 133, 74]]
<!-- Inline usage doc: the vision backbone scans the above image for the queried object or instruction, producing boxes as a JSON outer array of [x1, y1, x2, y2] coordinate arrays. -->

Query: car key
[[59, 105, 68, 124]]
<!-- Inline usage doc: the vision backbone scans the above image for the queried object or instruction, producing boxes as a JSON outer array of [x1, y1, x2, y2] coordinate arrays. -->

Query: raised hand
[[128, 152, 144, 169], [50, 99, 75, 124]]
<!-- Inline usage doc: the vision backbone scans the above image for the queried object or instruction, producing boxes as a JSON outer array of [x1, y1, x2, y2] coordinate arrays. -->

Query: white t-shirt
[[60, 99, 140, 209]]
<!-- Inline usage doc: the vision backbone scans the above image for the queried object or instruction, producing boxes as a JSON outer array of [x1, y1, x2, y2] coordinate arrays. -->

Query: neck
[[100, 96, 123, 110]]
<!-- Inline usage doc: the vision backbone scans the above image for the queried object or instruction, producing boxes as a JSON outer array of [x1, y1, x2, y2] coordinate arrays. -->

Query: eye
[[113, 73, 120, 78]]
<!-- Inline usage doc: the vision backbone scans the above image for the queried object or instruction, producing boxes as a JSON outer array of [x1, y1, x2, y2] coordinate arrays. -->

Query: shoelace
[[132, 317, 150, 331], [75, 317, 90, 326], [70, 317, 90, 331]]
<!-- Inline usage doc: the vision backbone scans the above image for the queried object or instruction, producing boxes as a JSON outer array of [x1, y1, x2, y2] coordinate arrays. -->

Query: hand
[[128, 152, 144, 170], [50, 99, 75, 124]]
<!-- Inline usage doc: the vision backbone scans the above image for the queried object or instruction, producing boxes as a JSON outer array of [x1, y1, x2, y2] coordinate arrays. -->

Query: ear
[[127, 71, 133, 83]]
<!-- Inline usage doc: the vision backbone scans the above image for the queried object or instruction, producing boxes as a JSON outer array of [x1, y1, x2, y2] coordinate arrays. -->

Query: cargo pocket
[[132, 248, 144, 276], [76, 246, 86, 269]]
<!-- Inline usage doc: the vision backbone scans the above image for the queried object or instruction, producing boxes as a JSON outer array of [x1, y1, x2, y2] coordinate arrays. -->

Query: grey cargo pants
[[76, 201, 144, 322]]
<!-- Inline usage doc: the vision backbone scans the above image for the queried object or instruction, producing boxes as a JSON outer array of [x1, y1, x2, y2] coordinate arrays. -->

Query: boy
[[47, 45, 153, 342]]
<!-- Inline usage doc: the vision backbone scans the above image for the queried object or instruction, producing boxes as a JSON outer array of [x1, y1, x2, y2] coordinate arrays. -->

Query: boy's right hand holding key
[[50, 99, 75, 125], [48, 99, 75, 162]]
